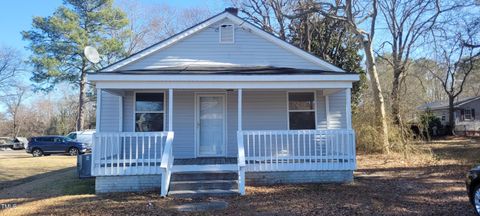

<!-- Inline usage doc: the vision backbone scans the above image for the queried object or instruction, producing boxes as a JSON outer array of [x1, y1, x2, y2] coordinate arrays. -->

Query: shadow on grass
[[9, 163, 475, 216]]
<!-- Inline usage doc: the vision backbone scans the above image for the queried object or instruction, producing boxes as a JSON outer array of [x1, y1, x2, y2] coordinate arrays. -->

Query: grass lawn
[[0, 138, 479, 215]]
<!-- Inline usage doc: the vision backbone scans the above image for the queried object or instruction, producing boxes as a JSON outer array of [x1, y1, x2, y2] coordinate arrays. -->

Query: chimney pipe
[[225, 7, 238, 15]]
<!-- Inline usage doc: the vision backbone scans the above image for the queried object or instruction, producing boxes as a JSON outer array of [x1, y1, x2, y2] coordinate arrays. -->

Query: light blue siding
[[118, 18, 323, 71], [100, 91, 120, 132], [316, 90, 328, 129], [100, 90, 347, 158], [328, 91, 347, 129]]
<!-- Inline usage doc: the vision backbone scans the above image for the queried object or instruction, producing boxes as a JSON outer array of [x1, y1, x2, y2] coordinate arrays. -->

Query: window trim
[[464, 109, 472, 120], [219, 23, 235, 44], [287, 91, 317, 130], [133, 91, 166, 132]]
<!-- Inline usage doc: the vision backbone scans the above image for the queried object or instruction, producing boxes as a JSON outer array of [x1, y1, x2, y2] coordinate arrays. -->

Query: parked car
[[0, 137, 28, 150], [466, 165, 480, 215], [26, 136, 91, 157], [66, 130, 94, 148]]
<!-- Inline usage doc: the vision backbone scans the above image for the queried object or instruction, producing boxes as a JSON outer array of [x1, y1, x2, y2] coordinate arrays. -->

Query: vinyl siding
[[100, 90, 348, 158], [99, 91, 120, 132], [118, 18, 324, 71], [316, 90, 328, 129], [327, 90, 347, 129]]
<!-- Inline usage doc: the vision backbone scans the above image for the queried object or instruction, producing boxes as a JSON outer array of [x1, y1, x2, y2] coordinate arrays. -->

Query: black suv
[[467, 166, 480, 215], [26, 136, 90, 157]]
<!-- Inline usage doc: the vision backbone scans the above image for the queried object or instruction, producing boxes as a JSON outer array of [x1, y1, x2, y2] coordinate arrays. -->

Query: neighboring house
[[87, 8, 359, 196], [418, 96, 480, 136]]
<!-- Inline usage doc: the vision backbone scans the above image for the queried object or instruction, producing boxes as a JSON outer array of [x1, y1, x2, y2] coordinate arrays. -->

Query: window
[[464, 109, 472, 120], [441, 112, 446, 121], [288, 92, 316, 130], [219, 24, 234, 43], [135, 93, 164, 132], [67, 133, 77, 140], [37, 137, 54, 142]]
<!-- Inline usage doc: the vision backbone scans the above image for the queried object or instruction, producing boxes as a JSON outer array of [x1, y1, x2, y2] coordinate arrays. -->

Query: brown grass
[[1, 138, 479, 215]]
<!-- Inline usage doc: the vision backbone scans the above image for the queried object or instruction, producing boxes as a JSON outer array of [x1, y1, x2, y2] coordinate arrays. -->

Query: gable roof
[[417, 96, 480, 111], [101, 10, 345, 72]]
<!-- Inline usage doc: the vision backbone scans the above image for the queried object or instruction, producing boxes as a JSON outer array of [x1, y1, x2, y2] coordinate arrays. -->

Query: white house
[[87, 8, 360, 197]]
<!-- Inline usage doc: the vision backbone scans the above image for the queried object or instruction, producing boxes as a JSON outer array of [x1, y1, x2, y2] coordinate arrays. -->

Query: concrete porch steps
[[168, 171, 239, 197]]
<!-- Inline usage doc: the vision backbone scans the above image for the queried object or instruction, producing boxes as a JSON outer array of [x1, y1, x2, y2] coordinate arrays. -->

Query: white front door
[[196, 94, 226, 157]]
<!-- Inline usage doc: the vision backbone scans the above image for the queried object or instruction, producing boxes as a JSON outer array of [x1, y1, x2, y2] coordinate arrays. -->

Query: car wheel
[[68, 147, 79, 156], [32, 149, 43, 157], [475, 185, 480, 216]]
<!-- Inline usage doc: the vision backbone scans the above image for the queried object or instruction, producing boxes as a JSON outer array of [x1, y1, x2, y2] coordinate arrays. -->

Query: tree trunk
[[391, 68, 402, 125], [448, 95, 455, 135], [363, 40, 390, 153], [77, 69, 87, 131]]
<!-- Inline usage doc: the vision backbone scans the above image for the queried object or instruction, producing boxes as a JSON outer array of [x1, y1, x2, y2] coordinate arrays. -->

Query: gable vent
[[219, 24, 234, 43]]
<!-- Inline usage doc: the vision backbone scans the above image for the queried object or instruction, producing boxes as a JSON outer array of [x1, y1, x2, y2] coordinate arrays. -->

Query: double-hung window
[[464, 109, 472, 120], [288, 92, 316, 130], [135, 93, 164, 132]]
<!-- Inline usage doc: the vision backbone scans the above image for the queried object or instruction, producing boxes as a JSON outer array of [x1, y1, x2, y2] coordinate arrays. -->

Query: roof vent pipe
[[225, 7, 238, 15]]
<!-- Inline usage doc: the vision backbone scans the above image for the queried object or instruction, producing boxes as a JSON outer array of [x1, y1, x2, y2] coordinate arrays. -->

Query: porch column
[[118, 95, 123, 132], [237, 89, 242, 130], [325, 95, 330, 129], [96, 88, 102, 132], [345, 88, 352, 129], [168, 88, 173, 131]]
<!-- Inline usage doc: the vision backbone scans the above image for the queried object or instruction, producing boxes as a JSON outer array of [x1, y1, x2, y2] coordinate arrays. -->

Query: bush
[[419, 110, 444, 138]]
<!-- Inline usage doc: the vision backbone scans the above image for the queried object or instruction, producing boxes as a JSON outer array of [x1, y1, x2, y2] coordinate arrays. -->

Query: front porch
[[90, 74, 357, 196]]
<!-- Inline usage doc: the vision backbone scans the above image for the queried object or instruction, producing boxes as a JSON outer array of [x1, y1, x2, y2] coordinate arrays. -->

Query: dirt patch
[[0, 138, 479, 215]]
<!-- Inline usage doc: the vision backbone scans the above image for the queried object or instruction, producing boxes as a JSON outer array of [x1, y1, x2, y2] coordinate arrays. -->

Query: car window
[[66, 133, 77, 140], [54, 137, 65, 143], [36, 137, 53, 142]]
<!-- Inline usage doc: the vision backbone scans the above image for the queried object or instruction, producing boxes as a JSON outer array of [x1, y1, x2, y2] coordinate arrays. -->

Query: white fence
[[91, 132, 174, 176], [238, 129, 356, 172]]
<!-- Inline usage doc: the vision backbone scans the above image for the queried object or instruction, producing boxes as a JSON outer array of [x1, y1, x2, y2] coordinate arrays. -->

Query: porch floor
[[174, 157, 237, 165]]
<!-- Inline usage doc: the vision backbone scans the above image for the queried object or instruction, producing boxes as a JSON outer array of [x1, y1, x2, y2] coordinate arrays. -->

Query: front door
[[196, 94, 226, 157]]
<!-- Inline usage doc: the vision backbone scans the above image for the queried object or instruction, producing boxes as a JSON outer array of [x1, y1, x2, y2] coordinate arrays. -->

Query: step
[[172, 172, 238, 181], [172, 164, 238, 172], [168, 189, 239, 198], [170, 180, 238, 191]]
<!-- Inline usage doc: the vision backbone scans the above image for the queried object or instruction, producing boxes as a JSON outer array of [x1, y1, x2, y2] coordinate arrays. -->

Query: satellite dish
[[84, 46, 101, 64]]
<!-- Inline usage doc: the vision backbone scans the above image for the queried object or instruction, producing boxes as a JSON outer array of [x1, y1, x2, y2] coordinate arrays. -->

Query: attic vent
[[219, 24, 234, 43]]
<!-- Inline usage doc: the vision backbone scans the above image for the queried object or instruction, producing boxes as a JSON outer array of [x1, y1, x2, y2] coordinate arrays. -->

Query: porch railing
[[91, 132, 174, 176], [160, 132, 174, 197], [238, 129, 356, 172]]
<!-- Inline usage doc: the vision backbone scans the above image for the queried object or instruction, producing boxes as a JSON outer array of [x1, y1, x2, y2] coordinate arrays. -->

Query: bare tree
[[377, 0, 466, 127], [0, 46, 21, 91], [287, 0, 390, 153], [426, 21, 479, 134], [118, 1, 214, 54], [3, 85, 29, 137], [233, 0, 293, 40]]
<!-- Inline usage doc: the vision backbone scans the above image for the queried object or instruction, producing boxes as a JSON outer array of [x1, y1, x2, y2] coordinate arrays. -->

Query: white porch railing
[[237, 131, 246, 195], [160, 132, 174, 197], [91, 132, 174, 177], [238, 129, 356, 172]]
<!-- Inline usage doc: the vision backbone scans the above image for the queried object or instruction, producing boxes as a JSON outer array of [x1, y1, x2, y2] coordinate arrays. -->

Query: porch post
[[345, 88, 352, 129], [237, 88, 245, 195], [168, 88, 173, 131], [118, 95, 123, 132], [238, 89, 243, 130], [325, 95, 330, 129], [96, 88, 102, 132]]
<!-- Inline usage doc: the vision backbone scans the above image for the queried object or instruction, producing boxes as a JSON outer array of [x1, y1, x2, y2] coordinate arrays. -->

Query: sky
[[0, 0, 228, 112], [0, 0, 227, 54]]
